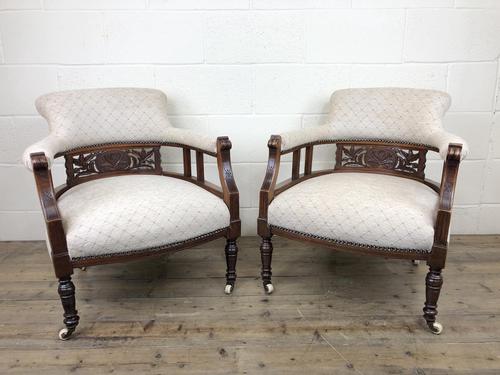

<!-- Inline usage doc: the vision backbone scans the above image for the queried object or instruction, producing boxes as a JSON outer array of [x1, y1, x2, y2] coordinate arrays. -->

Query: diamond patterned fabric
[[57, 175, 230, 259], [279, 88, 468, 159], [268, 172, 439, 252], [328, 87, 450, 142], [37, 87, 172, 144], [23, 88, 217, 169]]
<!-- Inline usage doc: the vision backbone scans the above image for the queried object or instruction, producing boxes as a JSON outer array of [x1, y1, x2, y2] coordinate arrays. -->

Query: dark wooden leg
[[224, 239, 238, 294], [57, 277, 80, 340], [423, 267, 444, 334], [260, 237, 274, 294]]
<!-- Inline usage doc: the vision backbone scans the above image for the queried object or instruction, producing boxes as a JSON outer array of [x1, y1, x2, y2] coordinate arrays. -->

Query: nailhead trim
[[270, 225, 430, 254], [282, 138, 436, 153], [71, 227, 227, 261]]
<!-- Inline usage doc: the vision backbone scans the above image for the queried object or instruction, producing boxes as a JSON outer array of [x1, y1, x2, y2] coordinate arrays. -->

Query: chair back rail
[[53, 142, 221, 199], [270, 139, 441, 200]]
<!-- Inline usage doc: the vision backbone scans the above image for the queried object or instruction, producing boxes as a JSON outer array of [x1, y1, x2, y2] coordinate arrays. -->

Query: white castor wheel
[[412, 260, 420, 266], [58, 327, 74, 340], [224, 284, 233, 295], [264, 283, 274, 294], [428, 322, 443, 335]]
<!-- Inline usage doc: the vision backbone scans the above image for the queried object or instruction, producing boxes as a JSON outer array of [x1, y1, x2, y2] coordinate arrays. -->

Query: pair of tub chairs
[[23, 87, 467, 340]]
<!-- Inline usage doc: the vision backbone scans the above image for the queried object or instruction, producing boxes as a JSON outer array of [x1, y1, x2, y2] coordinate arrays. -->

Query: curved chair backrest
[[327, 88, 451, 146], [36, 87, 172, 152]]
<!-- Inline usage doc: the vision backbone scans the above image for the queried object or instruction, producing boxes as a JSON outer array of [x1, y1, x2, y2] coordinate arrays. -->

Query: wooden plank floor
[[0, 236, 499, 374]]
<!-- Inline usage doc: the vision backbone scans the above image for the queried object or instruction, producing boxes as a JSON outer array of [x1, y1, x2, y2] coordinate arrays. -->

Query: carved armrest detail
[[30, 152, 72, 276], [31, 152, 61, 222], [216, 137, 240, 239], [434, 143, 463, 247], [258, 135, 282, 236]]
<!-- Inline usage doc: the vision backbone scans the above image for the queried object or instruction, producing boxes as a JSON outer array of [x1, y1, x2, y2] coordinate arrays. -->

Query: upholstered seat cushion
[[268, 173, 439, 252], [57, 175, 230, 259]]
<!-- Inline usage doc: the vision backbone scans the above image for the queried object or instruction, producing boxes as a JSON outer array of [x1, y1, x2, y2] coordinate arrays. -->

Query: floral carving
[[66, 148, 160, 181], [337, 144, 425, 177]]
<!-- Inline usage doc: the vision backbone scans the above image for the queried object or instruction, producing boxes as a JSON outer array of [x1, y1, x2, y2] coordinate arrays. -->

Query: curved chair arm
[[23, 129, 218, 171], [216, 137, 240, 239], [31, 153, 61, 223], [433, 144, 463, 248], [166, 127, 217, 155], [280, 126, 335, 153], [23, 136, 61, 170], [258, 135, 282, 237], [30, 152, 72, 277], [426, 130, 469, 160]]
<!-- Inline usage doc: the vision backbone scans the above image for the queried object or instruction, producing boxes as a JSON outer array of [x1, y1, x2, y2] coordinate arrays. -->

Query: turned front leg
[[224, 239, 238, 294], [423, 267, 444, 334], [58, 277, 80, 340], [260, 237, 274, 294]]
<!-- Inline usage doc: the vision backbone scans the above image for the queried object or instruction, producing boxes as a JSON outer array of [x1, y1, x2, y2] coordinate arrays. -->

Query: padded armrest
[[22, 129, 218, 171], [280, 126, 335, 152], [427, 130, 469, 160], [165, 127, 217, 154], [280, 126, 468, 160], [23, 136, 61, 171]]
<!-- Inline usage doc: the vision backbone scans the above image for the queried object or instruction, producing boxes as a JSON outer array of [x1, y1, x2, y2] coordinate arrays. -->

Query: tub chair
[[23, 88, 240, 340], [258, 88, 467, 334]]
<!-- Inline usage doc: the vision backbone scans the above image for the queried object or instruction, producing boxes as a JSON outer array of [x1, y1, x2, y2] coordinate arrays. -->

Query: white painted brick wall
[[405, 9, 500, 62], [0, 0, 499, 239], [205, 12, 305, 63], [306, 10, 405, 63]]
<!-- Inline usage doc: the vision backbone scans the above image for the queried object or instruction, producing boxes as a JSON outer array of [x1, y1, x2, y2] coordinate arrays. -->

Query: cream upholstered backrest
[[23, 87, 218, 170], [36, 87, 172, 151], [327, 88, 451, 147], [277, 87, 466, 159]]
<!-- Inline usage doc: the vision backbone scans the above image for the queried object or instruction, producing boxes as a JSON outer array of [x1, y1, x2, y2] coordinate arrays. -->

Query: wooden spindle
[[292, 149, 301, 180], [304, 146, 313, 175], [183, 148, 192, 177], [196, 151, 204, 182]]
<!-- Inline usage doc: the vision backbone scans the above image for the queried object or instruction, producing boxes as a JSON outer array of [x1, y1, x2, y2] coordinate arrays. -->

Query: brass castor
[[264, 283, 274, 294], [428, 321, 443, 335], [58, 327, 75, 340]]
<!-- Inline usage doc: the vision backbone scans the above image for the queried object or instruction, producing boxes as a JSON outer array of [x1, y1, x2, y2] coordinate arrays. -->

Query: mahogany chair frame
[[258, 135, 462, 334], [30, 137, 240, 340]]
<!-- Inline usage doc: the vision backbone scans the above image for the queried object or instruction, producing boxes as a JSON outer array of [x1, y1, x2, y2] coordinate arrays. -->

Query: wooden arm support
[[31, 153, 60, 222], [433, 144, 463, 248], [30, 152, 72, 277], [258, 135, 282, 237], [216, 137, 241, 239]]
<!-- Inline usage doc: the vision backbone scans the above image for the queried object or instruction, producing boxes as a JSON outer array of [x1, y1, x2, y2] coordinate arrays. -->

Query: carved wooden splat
[[65, 147, 162, 184], [335, 143, 427, 178]]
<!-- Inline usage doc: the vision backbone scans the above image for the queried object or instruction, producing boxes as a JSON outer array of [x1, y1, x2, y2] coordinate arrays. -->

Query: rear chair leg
[[260, 237, 274, 294], [58, 277, 80, 340], [423, 267, 444, 334], [224, 239, 238, 294]]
